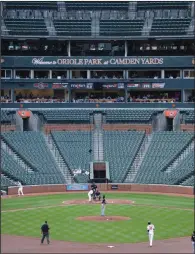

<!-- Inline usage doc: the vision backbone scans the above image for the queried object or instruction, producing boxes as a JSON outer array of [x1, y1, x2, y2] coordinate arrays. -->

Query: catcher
[[94, 189, 101, 201]]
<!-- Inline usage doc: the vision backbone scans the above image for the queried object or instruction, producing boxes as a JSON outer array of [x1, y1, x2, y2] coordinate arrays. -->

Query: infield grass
[[1, 193, 194, 243]]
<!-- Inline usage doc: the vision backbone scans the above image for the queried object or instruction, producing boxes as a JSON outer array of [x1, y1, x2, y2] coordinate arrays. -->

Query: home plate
[[107, 245, 115, 248]]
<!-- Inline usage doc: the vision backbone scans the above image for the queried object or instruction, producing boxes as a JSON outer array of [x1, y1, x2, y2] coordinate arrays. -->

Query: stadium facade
[[1, 1, 194, 107]]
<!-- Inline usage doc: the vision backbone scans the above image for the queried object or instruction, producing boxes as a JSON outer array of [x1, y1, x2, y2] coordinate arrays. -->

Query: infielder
[[147, 221, 155, 247], [17, 181, 24, 196], [88, 189, 93, 202], [101, 195, 106, 216]]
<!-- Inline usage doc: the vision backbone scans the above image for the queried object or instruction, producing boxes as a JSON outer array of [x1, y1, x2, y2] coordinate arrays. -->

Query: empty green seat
[[134, 131, 194, 184], [104, 131, 145, 182], [4, 19, 48, 36]]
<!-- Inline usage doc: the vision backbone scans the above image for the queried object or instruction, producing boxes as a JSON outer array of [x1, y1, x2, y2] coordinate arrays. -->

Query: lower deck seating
[[51, 131, 91, 174], [1, 128, 194, 186], [1, 149, 65, 185], [1, 132, 65, 184], [165, 150, 194, 185], [134, 131, 194, 184], [104, 131, 145, 182]]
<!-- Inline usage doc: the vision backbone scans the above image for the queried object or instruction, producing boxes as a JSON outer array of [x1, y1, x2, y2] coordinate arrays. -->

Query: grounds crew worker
[[191, 231, 195, 253], [41, 221, 50, 244]]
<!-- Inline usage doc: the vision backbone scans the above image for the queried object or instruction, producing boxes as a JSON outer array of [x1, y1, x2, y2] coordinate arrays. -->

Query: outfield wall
[[8, 184, 193, 196]]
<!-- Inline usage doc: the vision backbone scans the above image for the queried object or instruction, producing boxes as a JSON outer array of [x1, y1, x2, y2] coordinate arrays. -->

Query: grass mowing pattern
[[1, 193, 194, 243]]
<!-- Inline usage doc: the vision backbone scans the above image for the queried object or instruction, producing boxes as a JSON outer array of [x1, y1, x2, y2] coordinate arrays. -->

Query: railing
[[123, 131, 148, 182]]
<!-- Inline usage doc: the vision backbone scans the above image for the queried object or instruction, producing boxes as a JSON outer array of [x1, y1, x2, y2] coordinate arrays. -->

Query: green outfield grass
[[1, 193, 194, 243]]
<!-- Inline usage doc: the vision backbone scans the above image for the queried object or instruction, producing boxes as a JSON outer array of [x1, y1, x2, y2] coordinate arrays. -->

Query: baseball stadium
[[1, 0, 194, 253]]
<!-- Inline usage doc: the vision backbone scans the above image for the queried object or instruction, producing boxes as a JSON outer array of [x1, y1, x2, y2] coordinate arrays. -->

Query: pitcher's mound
[[63, 199, 134, 205], [76, 216, 130, 221]]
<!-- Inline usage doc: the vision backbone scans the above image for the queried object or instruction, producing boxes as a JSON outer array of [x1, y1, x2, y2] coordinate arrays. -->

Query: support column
[[161, 70, 165, 79], [10, 89, 14, 102], [125, 85, 128, 103], [13, 70, 16, 78], [123, 70, 126, 79], [68, 85, 71, 102], [49, 70, 52, 79], [180, 70, 183, 78], [67, 41, 71, 57], [181, 89, 185, 102], [87, 70, 90, 79], [67, 70, 70, 79], [125, 41, 128, 57], [126, 70, 129, 79], [30, 70, 34, 79]]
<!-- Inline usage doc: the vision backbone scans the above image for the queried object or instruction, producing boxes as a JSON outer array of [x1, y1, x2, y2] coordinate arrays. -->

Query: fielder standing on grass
[[147, 221, 155, 247], [191, 231, 195, 253], [41, 221, 50, 244]]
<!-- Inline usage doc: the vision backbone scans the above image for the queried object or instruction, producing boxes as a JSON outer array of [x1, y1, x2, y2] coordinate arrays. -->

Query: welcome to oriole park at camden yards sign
[[1, 56, 194, 68]]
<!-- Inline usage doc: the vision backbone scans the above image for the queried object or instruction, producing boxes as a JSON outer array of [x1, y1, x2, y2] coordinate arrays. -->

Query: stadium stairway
[[44, 16, 56, 36], [93, 113, 104, 162], [44, 134, 74, 184], [124, 132, 153, 183]]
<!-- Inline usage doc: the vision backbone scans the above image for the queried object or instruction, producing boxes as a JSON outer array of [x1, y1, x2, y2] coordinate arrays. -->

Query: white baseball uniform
[[88, 190, 93, 201], [18, 182, 24, 196], [147, 224, 155, 246]]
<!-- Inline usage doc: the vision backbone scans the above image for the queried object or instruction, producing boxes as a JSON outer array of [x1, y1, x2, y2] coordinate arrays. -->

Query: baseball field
[[1, 192, 194, 253]]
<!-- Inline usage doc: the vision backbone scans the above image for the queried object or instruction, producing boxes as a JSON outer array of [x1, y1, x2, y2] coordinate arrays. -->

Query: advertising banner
[[152, 83, 165, 88], [33, 82, 49, 89], [127, 83, 140, 88], [103, 83, 125, 89], [66, 184, 89, 191], [111, 185, 118, 190], [71, 83, 93, 89], [127, 83, 165, 89], [52, 83, 68, 89], [142, 83, 151, 89]]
